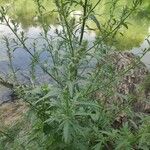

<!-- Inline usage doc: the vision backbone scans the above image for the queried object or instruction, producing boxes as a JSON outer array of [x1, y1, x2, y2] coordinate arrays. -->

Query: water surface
[[0, 0, 150, 102]]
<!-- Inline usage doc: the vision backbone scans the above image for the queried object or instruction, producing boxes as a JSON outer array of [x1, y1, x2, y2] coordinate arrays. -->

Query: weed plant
[[0, 0, 150, 149]]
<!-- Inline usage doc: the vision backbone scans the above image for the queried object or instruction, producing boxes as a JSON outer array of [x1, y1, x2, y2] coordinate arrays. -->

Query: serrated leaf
[[63, 120, 71, 143], [34, 87, 60, 104], [67, 81, 74, 98]]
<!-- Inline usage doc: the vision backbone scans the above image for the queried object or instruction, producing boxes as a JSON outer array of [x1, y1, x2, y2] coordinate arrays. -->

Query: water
[[0, 0, 150, 103], [132, 35, 150, 69]]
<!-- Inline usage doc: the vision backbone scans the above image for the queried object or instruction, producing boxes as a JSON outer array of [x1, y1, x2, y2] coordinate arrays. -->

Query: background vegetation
[[0, 0, 150, 48]]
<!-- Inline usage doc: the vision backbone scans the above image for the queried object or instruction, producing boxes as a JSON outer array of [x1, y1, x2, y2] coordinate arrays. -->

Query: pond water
[[0, 0, 150, 103], [132, 35, 150, 69]]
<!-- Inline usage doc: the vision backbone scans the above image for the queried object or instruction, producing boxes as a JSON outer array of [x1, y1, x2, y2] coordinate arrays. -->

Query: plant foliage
[[0, 0, 150, 149]]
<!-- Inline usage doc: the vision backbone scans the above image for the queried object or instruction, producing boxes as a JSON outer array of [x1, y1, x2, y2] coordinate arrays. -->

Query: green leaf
[[74, 112, 91, 117], [67, 81, 74, 98], [63, 120, 71, 143], [122, 22, 128, 29], [34, 87, 60, 104], [89, 14, 101, 31], [90, 112, 100, 122], [75, 101, 101, 109], [119, 32, 124, 36], [93, 142, 103, 150]]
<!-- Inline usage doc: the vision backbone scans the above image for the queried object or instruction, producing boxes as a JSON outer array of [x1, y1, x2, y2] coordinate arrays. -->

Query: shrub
[[0, 0, 150, 149]]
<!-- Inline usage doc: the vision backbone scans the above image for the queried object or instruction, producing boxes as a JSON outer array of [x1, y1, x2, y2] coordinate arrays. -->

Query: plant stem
[[79, 0, 88, 45]]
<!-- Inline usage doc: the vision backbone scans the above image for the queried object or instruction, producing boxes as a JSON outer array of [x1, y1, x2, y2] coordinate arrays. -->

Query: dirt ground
[[0, 101, 27, 127]]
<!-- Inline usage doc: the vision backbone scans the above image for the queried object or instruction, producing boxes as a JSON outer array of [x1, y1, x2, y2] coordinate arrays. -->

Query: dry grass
[[0, 101, 27, 127]]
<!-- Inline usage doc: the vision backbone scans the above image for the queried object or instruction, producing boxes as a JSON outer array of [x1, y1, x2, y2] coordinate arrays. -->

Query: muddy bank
[[95, 51, 150, 113], [0, 100, 27, 126]]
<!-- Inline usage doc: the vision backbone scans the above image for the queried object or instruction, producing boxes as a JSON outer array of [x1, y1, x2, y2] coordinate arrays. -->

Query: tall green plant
[[1, 0, 150, 149]]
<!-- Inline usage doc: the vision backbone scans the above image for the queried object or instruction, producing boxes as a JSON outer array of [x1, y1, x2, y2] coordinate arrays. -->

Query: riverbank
[[0, 100, 27, 127]]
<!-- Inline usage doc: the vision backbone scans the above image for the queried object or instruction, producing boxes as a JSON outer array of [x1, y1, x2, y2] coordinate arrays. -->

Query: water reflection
[[0, 18, 149, 75], [0, 0, 149, 49], [0, 26, 149, 103], [0, 21, 96, 75], [0, 0, 150, 102], [132, 33, 150, 69]]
